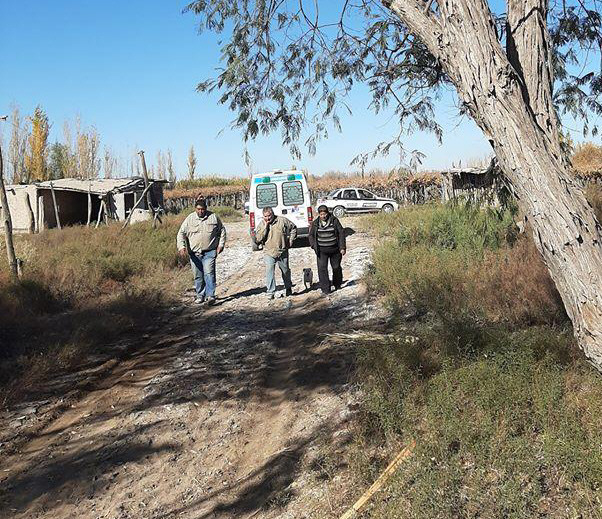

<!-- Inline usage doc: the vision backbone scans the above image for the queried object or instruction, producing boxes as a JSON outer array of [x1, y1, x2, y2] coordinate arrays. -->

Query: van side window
[[282, 181, 304, 206], [256, 183, 278, 208]]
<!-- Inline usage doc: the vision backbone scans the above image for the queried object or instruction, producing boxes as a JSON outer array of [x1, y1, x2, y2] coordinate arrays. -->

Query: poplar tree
[[24, 105, 50, 182]]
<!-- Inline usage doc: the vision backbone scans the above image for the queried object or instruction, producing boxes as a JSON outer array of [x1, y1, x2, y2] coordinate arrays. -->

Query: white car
[[316, 188, 399, 218]]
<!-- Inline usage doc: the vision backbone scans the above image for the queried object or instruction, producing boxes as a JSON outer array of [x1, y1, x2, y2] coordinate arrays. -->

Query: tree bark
[[0, 143, 19, 280], [389, 0, 602, 369]]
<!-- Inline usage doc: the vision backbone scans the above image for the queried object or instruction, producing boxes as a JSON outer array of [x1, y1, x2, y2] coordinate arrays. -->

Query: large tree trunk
[[390, 0, 602, 369]]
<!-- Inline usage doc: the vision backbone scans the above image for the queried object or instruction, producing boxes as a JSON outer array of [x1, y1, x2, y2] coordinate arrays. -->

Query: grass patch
[[352, 202, 602, 517]]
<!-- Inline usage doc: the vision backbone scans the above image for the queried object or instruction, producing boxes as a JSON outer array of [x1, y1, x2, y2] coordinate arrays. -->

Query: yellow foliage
[[24, 106, 50, 182]]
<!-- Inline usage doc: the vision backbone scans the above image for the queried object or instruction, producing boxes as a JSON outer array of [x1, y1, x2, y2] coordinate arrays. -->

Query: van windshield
[[256, 183, 278, 208], [282, 181, 304, 206]]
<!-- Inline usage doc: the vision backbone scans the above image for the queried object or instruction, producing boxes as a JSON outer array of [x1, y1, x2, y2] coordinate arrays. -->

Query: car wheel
[[382, 203, 394, 213], [333, 205, 346, 218]]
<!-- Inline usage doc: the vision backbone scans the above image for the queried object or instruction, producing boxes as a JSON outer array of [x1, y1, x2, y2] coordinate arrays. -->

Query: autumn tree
[[7, 105, 28, 184], [187, 145, 197, 180], [167, 148, 176, 184], [156, 150, 166, 180], [103, 146, 117, 179], [24, 105, 50, 182], [76, 124, 100, 179], [187, 0, 602, 369]]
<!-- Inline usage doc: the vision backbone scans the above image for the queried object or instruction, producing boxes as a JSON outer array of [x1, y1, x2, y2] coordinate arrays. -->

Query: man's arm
[[286, 219, 297, 246], [308, 220, 317, 249], [255, 220, 268, 243], [335, 218, 347, 252], [216, 216, 226, 251], [176, 216, 190, 252]]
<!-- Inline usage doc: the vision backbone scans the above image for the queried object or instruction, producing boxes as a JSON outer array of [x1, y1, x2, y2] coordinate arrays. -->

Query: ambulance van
[[248, 170, 313, 250]]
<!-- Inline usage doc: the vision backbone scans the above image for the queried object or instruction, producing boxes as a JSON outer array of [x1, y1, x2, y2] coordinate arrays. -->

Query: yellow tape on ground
[[339, 440, 416, 519]]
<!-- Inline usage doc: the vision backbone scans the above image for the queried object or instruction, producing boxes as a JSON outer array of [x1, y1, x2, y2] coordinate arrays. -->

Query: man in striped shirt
[[308, 205, 347, 295]]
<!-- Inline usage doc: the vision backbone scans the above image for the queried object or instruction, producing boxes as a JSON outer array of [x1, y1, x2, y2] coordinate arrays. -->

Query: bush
[[353, 202, 602, 518]]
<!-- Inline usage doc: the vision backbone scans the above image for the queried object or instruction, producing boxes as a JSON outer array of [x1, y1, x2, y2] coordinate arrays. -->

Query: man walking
[[255, 207, 297, 299], [177, 199, 226, 305], [309, 204, 346, 295]]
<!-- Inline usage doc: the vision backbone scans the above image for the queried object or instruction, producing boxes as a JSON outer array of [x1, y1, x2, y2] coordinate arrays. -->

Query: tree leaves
[[186, 0, 601, 164]]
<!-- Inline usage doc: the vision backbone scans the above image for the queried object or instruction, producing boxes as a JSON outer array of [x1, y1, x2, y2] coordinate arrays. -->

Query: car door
[[342, 189, 360, 210], [358, 189, 379, 211]]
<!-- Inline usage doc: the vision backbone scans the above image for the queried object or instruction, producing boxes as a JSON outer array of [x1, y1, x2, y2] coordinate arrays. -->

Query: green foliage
[[394, 202, 518, 253], [186, 0, 602, 162], [48, 142, 72, 180]]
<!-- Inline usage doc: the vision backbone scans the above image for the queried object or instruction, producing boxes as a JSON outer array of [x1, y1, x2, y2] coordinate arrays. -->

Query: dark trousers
[[316, 249, 342, 293]]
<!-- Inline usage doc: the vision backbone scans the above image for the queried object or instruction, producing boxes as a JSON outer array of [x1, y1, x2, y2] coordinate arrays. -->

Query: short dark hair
[[195, 198, 207, 209], [262, 207, 274, 215], [317, 205, 329, 213]]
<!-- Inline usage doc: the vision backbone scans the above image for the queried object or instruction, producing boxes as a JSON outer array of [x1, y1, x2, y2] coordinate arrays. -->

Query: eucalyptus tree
[[187, 0, 602, 369]]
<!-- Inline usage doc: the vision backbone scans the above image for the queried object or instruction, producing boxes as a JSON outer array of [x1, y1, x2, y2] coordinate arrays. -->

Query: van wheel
[[382, 203, 394, 213], [333, 206, 345, 218]]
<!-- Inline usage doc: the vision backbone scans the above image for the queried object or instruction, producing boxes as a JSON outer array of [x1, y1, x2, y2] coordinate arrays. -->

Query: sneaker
[[206, 296, 217, 306], [194, 296, 205, 304]]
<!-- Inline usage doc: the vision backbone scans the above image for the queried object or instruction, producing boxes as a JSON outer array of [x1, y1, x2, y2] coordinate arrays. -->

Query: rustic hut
[[441, 162, 505, 205], [1, 177, 167, 232]]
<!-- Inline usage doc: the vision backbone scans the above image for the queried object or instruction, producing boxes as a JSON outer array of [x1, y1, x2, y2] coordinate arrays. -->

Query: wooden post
[[87, 184, 92, 226], [49, 181, 62, 230], [120, 181, 155, 230], [0, 127, 19, 280], [95, 198, 105, 229], [137, 150, 162, 228], [24, 192, 35, 234]]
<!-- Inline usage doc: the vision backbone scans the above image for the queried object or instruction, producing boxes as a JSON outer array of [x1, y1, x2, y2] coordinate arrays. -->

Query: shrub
[[353, 202, 602, 517]]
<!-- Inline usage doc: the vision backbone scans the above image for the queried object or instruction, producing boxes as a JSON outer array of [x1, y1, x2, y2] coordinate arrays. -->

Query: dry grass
[[164, 170, 442, 200], [350, 202, 602, 518], [572, 141, 602, 178], [0, 215, 190, 402]]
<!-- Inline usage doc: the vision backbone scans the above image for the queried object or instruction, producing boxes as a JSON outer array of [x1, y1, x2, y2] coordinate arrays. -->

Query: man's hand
[[341, 249, 346, 256], [178, 248, 188, 258], [263, 215, 271, 225], [217, 246, 224, 255]]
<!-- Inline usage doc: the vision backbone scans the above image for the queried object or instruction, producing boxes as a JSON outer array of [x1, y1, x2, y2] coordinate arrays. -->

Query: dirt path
[[0, 219, 383, 519]]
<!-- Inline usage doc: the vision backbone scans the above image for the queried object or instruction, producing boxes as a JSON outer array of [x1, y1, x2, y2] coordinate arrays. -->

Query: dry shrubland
[[353, 202, 602, 518]]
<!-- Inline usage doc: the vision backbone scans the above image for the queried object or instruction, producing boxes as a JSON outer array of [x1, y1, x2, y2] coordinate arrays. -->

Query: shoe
[[194, 296, 205, 304], [333, 286, 341, 291], [285, 288, 293, 297], [267, 293, 275, 300], [206, 296, 217, 306]]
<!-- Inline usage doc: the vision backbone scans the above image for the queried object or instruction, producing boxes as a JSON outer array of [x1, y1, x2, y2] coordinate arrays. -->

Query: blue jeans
[[190, 249, 217, 299], [264, 251, 292, 294]]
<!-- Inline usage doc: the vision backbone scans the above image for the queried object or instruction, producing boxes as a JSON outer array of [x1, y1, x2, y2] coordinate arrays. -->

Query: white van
[[248, 170, 313, 250]]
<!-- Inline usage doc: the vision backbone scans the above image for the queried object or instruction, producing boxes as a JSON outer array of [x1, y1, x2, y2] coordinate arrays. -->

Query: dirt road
[[0, 219, 384, 519]]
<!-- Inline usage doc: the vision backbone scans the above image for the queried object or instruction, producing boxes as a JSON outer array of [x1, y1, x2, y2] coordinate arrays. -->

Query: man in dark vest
[[308, 205, 346, 295]]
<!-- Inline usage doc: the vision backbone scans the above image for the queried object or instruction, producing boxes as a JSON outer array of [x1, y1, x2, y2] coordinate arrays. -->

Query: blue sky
[[0, 1, 594, 178]]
